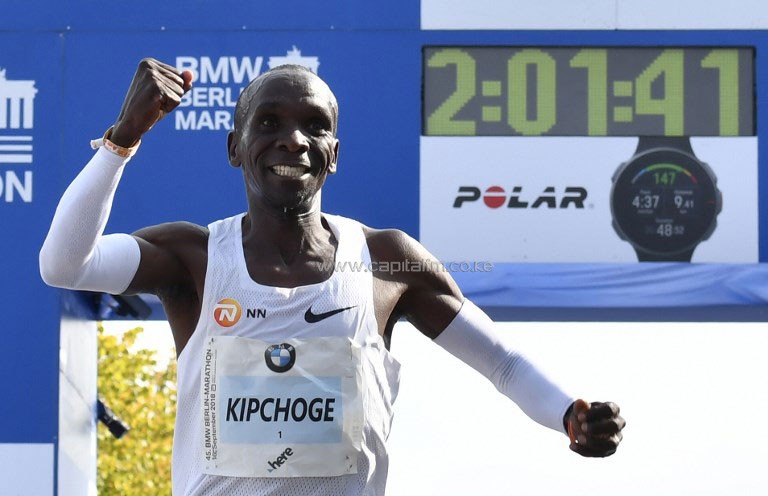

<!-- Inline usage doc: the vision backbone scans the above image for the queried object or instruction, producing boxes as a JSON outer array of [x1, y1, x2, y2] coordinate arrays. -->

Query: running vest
[[172, 213, 401, 496]]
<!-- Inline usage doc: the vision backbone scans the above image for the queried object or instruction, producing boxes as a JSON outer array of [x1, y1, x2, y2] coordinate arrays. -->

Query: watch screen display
[[423, 46, 755, 137], [610, 149, 721, 256]]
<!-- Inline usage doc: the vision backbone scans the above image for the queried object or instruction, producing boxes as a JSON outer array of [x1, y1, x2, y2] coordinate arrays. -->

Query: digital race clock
[[423, 47, 754, 137]]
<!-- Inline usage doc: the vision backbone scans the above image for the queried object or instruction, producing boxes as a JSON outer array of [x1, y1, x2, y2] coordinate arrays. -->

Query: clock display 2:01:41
[[422, 46, 754, 137]]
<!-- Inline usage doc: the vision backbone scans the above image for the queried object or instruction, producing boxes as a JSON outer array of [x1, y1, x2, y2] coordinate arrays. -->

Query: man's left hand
[[567, 399, 625, 457]]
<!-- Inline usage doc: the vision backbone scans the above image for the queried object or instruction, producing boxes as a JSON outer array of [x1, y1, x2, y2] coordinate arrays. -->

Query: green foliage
[[97, 324, 176, 495]]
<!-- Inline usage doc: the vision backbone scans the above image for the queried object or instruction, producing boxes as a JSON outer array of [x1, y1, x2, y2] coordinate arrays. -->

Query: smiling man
[[39, 58, 624, 496]]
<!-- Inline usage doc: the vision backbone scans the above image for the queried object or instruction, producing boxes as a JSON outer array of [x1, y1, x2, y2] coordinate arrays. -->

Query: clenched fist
[[110, 58, 193, 148], [566, 399, 625, 457]]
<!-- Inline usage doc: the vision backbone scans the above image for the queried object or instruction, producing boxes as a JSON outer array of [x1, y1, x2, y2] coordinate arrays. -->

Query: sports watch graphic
[[610, 137, 722, 262]]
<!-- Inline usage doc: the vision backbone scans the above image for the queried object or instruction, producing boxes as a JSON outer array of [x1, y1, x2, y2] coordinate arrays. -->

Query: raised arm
[[367, 228, 624, 457], [39, 59, 194, 295]]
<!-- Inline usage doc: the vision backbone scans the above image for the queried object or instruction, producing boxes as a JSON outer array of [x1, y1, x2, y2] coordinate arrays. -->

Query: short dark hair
[[234, 65, 338, 134]]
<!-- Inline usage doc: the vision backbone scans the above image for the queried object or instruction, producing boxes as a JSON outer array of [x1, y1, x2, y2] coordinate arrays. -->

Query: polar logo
[[453, 186, 588, 209], [213, 298, 242, 328]]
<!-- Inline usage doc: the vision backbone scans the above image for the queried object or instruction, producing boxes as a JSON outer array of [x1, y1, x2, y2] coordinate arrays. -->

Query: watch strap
[[635, 247, 695, 262], [635, 136, 694, 155]]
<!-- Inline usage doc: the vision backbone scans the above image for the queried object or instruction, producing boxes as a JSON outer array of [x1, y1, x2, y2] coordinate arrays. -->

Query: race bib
[[201, 336, 364, 477]]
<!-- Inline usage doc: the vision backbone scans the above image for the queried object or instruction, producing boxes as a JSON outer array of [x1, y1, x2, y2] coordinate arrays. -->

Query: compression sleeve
[[433, 299, 575, 435], [39, 147, 140, 294]]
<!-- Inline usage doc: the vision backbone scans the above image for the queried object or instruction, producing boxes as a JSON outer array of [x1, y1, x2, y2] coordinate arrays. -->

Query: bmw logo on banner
[[264, 343, 296, 373]]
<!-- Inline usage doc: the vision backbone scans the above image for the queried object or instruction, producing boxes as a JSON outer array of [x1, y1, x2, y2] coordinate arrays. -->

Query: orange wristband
[[567, 417, 577, 445], [90, 127, 141, 158]]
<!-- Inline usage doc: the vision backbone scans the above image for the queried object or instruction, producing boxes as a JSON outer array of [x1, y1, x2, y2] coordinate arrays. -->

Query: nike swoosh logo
[[304, 305, 356, 323]]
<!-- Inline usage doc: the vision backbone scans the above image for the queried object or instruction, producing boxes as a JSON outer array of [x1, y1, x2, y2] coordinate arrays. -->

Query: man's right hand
[[110, 58, 193, 148]]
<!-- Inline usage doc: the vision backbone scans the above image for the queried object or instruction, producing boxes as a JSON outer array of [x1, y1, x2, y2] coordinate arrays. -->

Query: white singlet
[[172, 213, 401, 496]]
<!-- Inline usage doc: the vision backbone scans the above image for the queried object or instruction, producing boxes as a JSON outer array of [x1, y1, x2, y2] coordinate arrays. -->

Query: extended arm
[[39, 147, 140, 293], [369, 229, 624, 456], [434, 299, 574, 435], [39, 59, 193, 294]]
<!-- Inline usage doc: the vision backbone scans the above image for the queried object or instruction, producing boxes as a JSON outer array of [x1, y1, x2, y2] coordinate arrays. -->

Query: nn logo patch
[[213, 298, 241, 327]]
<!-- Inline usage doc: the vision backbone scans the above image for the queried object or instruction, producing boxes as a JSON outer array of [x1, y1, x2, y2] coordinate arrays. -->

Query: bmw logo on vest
[[264, 343, 296, 373]]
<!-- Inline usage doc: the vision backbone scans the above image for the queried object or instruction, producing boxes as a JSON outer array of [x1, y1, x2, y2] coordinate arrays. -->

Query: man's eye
[[308, 120, 328, 133], [260, 117, 277, 128]]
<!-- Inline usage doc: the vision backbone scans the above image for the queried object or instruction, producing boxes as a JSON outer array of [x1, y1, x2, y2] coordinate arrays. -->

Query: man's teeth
[[272, 165, 309, 177]]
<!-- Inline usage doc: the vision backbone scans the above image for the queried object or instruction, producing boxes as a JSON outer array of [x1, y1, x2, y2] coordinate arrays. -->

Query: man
[[40, 58, 624, 495]]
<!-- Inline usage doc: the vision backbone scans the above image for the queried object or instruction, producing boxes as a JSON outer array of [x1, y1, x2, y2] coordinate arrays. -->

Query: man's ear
[[227, 131, 240, 167], [328, 138, 340, 175]]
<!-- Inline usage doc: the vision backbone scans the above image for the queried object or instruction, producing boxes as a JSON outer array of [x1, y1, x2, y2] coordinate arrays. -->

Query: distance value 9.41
[[422, 46, 754, 137]]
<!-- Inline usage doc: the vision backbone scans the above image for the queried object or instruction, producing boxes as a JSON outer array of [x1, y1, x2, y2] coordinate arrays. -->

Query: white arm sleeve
[[434, 299, 575, 435], [39, 147, 140, 294]]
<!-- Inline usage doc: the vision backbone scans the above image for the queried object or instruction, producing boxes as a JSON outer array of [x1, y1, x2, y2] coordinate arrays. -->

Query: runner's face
[[229, 69, 339, 213]]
